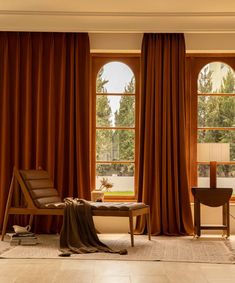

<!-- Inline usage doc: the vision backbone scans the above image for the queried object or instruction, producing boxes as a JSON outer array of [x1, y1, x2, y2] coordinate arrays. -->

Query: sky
[[99, 61, 134, 126]]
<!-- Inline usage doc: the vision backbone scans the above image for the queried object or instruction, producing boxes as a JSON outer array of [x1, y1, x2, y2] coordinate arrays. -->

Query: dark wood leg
[[194, 197, 197, 236], [194, 198, 201, 237], [222, 203, 226, 237], [146, 210, 151, 241], [129, 212, 134, 247], [226, 202, 230, 238]]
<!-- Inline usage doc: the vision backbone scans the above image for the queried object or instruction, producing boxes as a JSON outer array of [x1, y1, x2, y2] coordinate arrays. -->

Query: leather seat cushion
[[90, 202, 148, 211]]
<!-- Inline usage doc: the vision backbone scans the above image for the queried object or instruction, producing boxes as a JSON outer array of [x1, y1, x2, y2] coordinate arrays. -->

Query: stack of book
[[7, 232, 38, 246]]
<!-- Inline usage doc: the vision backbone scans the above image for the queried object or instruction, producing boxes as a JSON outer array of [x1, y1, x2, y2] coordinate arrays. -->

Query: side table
[[191, 187, 233, 238]]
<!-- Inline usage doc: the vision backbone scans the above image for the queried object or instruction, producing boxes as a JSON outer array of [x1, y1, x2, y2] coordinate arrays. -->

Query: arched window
[[194, 60, 235, 193], [91, 55, 140, 199]]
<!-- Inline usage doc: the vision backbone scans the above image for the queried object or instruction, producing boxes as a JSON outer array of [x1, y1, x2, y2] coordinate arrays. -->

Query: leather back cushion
[[19, 170, 62, 208]]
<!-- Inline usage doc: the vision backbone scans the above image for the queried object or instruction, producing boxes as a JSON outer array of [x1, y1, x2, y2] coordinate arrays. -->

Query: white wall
[[185, 33, 235, 53], [90, 33, 142, 53], [89, 33, 235, 53]]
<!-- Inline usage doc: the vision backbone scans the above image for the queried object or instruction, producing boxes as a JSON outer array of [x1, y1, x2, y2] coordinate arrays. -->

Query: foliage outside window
[[91, 56, 139, 199]]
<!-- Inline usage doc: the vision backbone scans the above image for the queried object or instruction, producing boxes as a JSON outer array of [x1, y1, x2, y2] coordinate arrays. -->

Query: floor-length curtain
[[137, 33, 193, 235], [0, 32, 90, 233]]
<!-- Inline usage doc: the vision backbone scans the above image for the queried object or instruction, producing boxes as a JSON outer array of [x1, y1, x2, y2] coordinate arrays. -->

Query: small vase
[[91, 190, 105, 202]]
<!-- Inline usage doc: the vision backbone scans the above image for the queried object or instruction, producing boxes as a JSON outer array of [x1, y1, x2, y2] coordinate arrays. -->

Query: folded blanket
[[59, 198, 127, 256]]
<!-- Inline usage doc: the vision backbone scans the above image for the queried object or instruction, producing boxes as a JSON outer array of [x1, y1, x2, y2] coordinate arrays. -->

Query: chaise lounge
[[1, 168, 151, 246]]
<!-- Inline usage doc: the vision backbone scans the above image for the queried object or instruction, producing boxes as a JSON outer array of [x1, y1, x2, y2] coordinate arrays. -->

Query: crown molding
[[1, 10, 235, 33], [1, 10, 235, 17]]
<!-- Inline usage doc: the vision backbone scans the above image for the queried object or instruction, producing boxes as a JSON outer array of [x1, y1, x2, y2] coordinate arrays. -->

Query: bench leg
[[146, 211, 151, 241], [129, 213, 134, 247]]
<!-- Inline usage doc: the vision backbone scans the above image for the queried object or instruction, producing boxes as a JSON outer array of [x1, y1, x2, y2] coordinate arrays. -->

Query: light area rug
[[0, 234, 235, 264]]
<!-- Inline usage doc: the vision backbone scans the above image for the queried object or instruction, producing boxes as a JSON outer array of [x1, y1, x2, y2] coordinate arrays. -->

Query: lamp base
[[210, 161, 217, 188]]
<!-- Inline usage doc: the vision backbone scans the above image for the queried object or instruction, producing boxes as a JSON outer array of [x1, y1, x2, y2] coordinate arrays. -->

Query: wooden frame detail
[[1, 167, 63, 241]]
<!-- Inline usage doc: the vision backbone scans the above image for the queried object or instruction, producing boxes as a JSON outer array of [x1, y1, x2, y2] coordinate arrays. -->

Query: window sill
[[103, 196, 137, 202]]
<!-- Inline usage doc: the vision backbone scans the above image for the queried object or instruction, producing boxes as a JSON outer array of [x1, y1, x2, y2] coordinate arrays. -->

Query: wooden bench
[[91, 202, 151, 247]]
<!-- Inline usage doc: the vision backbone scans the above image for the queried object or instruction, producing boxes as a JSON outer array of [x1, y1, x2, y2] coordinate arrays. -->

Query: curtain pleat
[[0, 32, 90, 233], [137, 33, 193, 235]]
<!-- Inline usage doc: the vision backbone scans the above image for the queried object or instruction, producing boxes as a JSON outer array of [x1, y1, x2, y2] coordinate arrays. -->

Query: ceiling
[[1, 0, 235, 32]]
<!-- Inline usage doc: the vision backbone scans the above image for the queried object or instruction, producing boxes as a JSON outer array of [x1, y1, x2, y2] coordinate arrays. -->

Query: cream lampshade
[[197, 143, 230, 188]]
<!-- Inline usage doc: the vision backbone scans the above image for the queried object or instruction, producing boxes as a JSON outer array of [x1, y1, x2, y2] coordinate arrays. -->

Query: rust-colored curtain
[[0, 32, 90, 233], [137, 33, 193, 235]]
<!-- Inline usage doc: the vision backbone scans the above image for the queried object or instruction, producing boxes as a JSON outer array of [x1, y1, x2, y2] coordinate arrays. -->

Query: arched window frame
[[91, 54, 140, 201], [186, 54, 235, 201]]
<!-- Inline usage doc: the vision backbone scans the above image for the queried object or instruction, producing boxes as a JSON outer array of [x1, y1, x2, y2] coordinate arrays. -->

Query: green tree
[[218, 69, 235, 175], [96, 95, 111, 127], [198, 66, 213, 94], [220, 69, 235, 93], [198, 67, 235, 176], [113, 77, 135, 175], [198, 67, 213, 147], [197, 67, 213, 177], [96, 67, 109, 93], [96, 68, 112, 162]]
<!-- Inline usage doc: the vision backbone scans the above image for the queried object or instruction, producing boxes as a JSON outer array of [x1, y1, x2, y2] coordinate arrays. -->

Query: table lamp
[[197, 143, 230, 188]]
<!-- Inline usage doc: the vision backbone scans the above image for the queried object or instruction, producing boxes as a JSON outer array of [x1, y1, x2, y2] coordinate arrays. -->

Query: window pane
[[197, 164, 235, 195], [96, 62, 135, 94], [198, 96, 235, 127], [96, 163, 134, 195], [198, 62, 235, 94], [96, 129, 135, 161], [198, 164, 210, 177], [96, 95, 135, 127], [197, 130, 235, 162]]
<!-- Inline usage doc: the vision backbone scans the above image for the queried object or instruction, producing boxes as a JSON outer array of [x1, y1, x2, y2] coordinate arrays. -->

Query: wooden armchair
[[1, 167, 64, 241]]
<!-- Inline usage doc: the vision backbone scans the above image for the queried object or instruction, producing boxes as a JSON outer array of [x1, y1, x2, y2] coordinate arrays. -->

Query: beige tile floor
[[0, 258, 235, 283], [1, 234, 235, 283]]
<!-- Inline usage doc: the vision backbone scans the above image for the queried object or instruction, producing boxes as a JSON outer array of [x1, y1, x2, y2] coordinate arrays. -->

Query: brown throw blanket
[[59, 198, 127, 256]]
